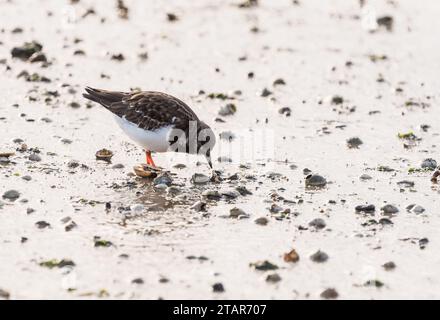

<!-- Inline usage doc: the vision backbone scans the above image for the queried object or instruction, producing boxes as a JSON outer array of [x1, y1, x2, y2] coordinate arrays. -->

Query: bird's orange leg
[[146, 151, 157, 167]]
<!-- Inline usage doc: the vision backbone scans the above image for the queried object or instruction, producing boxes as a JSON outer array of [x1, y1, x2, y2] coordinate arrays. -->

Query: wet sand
[[1, 0, 440, 299]]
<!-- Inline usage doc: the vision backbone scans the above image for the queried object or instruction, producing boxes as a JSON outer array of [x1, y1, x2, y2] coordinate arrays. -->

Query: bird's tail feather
[[83, 87, 126, 107]]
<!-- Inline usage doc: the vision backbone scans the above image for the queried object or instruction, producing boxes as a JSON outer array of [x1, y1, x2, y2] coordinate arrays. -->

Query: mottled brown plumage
[[83, 87, 200, 131]]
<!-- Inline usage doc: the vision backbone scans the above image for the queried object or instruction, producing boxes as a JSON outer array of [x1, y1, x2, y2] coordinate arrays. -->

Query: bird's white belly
[[114, 116, 172, 153]]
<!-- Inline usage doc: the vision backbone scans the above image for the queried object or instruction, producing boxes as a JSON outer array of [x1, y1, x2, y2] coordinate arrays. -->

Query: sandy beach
[[1, 0, 440, 299]]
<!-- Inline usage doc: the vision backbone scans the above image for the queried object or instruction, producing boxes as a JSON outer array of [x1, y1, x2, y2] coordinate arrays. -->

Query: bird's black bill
[[206, 155, 213, 169]]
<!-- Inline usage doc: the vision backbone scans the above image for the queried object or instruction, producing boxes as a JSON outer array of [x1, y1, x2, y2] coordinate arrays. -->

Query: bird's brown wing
[[83, 87, 199, 131]]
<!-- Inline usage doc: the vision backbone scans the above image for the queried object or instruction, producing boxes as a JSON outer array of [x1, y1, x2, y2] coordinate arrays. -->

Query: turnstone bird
[[83, 87, 215, 168]]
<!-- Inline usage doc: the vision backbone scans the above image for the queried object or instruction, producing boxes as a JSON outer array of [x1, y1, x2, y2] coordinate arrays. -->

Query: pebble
[[359, 174, 372, 181], [347, 137, 363, 148], [35, 221, 51, 229], [132, 278, 144, 285], [250, 260, 279, 271], [230, 207, 248, 218], [255, 217, 268, 226], [112, 163, 124, 169], [261, 88, 273, 97], [202, 190, 221, 200], [2, 190, 20, 201], [212, 283, 225, 293], [191, 173, 210, 184], [153, 173, 173, 187], [67, 160, 80, 169], [320, 288, 338, 299], [284, 249, 300, 263], [167, 186, 181, 196], [406, 204, 425, 214], [220, 189, 240, 199], [154, 183, 168, 190], [381, 204, 399, 215], [309, 218, 326, 230], [266, 273, 282, 283], [190, 201, 207, 212], [382, 261, 396, 271], [310, 250, 329, 263], [305, 174, 327, 188], [236, 186, 252, 196], [355, 204, 375, 214], [218, 103, 237, 116], [421, 158, 437, 170], [22, 175, 32, 181], [29, 153, 41, 162], [397, 180, 415, 188], [0, 288, 10, 300]]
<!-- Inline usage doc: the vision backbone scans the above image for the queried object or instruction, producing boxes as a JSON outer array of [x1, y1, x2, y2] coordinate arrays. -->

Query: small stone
[[35, 221, 51, 229], [28, 52, 47, 63], [11, 41, 43, 60], [278, 107, 291, 117], [309, 218, 326, 230], [381, 204, 399, 215], [310, 250, 329, 263], [305, 174, 327, 188], [153, 173, 173, 186], [191, 173, 210, 184], [230, 207, 247, 218], [397, 180, 415, 188], [364, 280, 384, 288], [29, 153, 41, 162], [112, 163, 124, 169], [190, 201, 207, 212], [220, 189, 240, 199], [67, 160, 80, 169], [212, 283, 225, 293], [255, 217, 268, 226], [347, 137, 363, 148], [382, 261, 396, 271], [419, 238, 429, 249], [360, 174, 372, 181], [379, 218, 393, 225], [326, 95, 343, 105], [284, 249, 300, 263], [250, 260, 279, 271], [406, 204, 425, 214], [266, 273, 282, 283], [202, 190, 221, 200], [273, 78, 286, 86], [320, 288, 338, 299], [132, 278, 144, 285], [218, 103, 237, 116], [2, 190, 20, 201], [269, 204, 283, 214], [261, 88, 273, 97], [0, 288, 10, 300], [236, 186, 252, 196], [167, 186, 181, 196], [22, 176, 32, 181], [421, 158, 437, 170], [26, 208, 35, 214], [355, 204, 375, 214]]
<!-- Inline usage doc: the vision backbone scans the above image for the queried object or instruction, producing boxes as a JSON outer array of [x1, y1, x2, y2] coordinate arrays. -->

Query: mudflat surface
[[0, 0, 440, 299]]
